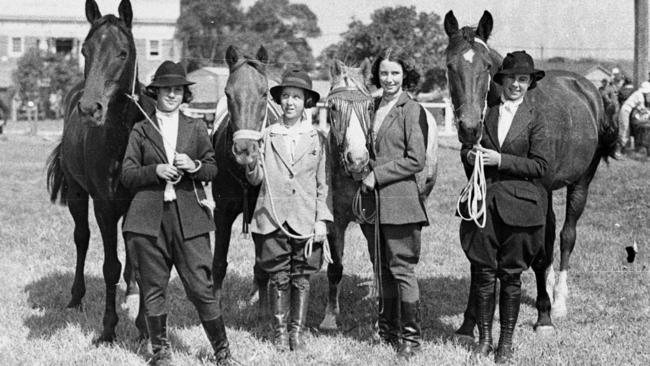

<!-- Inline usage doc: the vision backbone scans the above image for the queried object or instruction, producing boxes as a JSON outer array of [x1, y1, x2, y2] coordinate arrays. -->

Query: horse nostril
[[346, 151, 354, 163]]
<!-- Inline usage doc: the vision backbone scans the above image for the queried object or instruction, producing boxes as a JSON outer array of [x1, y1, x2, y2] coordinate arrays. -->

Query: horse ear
[[226, 46, 239, 69], [444, 11, 459, 37], [85, 0, 102, 23], [476, 11, 493, 41], [360, 58, 372, 81], [256, 46, 269, 64], [118, 0, 133, 29], [329, 59, 344, 80]]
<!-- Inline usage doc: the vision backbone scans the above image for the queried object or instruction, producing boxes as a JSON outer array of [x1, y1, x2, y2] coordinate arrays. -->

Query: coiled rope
[[456, 149, 487, 228]]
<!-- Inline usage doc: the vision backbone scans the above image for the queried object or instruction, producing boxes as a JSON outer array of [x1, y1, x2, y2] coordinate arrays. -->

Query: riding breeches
[[126, 201, 221, 321]]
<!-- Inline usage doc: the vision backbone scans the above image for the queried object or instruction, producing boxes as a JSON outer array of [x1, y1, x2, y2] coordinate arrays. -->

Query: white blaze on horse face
[[345, 111, 368, 167], [463, 49, 475, 63]]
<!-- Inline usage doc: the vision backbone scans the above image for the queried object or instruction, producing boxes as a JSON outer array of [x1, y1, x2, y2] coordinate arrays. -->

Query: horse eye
[[118, 50, 127, 60]]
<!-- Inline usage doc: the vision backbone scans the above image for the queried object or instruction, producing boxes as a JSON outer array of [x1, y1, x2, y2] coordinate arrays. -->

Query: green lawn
[[0, 120, 648, 365]]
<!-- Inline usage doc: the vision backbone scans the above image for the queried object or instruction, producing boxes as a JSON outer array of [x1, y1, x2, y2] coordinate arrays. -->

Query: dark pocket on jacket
[[514, 186, 539, 204]]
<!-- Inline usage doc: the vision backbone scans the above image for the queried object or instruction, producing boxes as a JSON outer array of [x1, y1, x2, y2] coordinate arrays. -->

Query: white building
[[0, 0, 181, 91]]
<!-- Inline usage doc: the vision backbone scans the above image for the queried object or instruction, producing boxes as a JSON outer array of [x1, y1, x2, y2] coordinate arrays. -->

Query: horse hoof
[[92, 332, 116, 345], [66, 300, 83, 311], [121, 294, 140, 321], [319, 314, 338, 331], [534, 325, 555, 337]]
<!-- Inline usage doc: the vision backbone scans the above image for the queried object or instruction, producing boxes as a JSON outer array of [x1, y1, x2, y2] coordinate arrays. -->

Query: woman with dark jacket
[[121, 61, 232, 366], [459, 51, 550, 363], [360, 47, 429, 359]]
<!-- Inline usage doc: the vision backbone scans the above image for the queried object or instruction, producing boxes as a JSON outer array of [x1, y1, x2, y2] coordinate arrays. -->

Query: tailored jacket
[[247, 120, 333, 236], [460, 96, 550, 228], [121, 112, 218, 239], [368, 92, 429, 225]]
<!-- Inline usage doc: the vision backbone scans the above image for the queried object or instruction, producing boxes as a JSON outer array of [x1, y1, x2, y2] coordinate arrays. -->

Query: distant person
[[618, 81, 650, 156]]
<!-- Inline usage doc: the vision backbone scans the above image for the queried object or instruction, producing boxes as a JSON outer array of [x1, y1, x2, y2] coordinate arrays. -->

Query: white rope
[[456, 149, 487, 228]]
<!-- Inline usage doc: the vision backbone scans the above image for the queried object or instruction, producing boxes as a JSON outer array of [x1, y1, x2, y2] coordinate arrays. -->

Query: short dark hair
[[370, 46, 421, 91], [144, 85, 193, 104]]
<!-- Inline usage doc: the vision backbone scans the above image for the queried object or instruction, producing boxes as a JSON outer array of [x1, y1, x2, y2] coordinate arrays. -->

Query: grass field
[[0, 120, 648, 365]]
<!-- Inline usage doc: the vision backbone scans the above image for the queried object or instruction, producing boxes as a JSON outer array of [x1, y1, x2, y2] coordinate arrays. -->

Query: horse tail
[[46, 142, 68, 205], [597, 97, 619, 163]]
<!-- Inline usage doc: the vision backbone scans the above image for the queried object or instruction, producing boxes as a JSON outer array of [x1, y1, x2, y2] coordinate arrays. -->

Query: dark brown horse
[[444, 11, 618, 333], [46, 0, 149, 343], [210, 46, 282, 311]]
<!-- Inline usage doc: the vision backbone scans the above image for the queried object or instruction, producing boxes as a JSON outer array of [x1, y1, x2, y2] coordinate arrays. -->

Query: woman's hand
[[156, 164, 181, 181], [475, 146, 501, 166], [361, 171, 376, 193], [174, 153, 196, 171], [313, 221, 328, 243]]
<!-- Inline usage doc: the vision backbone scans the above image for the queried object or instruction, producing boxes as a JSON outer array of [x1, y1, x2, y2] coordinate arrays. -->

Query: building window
[[55, 39, 74, 55], [147, 40, 161, 59], [9, 37, 23, 56]]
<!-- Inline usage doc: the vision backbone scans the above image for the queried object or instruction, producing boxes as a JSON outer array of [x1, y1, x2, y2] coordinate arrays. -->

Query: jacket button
[[292, 189, 296, 194]]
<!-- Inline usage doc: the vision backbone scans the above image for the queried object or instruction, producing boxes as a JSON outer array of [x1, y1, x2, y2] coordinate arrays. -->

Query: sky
[[240, 0, 638, 60]]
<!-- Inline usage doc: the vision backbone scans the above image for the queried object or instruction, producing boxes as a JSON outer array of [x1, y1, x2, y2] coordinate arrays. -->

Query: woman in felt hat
[[459, 50, 551, 363], [245, 69, 333, 352], [121, 61, 234, 365]]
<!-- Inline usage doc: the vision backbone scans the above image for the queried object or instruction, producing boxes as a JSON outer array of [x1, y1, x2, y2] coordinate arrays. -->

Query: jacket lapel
[[374, 92, 410, 146], [292, 124, 317, 164], [501, 98, 533, 151], [483, 105, 500, 151], [175, 113, 193, 154], [269, 126, 294, 173], [141, 113, 169, 163]]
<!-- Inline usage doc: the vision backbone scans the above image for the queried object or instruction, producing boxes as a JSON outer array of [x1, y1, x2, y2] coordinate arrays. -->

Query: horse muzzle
[[232, 138, 261, 166]]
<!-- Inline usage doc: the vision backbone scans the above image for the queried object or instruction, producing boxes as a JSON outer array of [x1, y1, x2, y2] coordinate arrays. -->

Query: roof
[[0, 0, 179, 23]]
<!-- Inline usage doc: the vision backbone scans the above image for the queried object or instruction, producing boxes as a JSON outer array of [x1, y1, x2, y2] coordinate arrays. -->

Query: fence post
[[443, 97, 454, 135]]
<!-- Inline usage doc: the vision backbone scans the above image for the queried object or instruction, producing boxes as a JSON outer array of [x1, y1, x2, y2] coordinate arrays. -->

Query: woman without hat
[[121, 61, 234, 365], [245, 69, 333, 352], [458, 50, 551, 363]]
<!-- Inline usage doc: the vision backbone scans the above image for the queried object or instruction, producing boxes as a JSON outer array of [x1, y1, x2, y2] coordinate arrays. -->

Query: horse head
[[327, 59, 374, 179], [78, 0, 136, 126], [224, 45, 269, 166], [444, 10, 499, 145]]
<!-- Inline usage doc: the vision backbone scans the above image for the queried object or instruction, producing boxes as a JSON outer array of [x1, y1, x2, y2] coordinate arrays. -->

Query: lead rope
[[352, 186, 382, 311], [456, 149, 487, 228], [255, 128, 333, 264]]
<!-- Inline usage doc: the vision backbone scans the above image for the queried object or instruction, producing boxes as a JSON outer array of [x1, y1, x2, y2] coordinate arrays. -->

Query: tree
[[177, 0, 321, 71], [320, 6, 447, 91]]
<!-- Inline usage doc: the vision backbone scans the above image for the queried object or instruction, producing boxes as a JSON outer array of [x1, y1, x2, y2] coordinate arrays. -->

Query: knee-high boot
[[456, 264, 478, 338], [495, 272, 522, 364], [269, 279, 290, 351], [397, 301, 421, 359], [202, 316, 233, 366], [474, 267, 497, 356], [146, 315, 172, 366], [255, 267, 270, 321], [289, 275, 310, 351]]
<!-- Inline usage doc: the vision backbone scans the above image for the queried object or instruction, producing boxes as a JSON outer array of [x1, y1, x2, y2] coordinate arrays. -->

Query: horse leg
[[92, 201, 122, 344], [533, 190, 556, 333], [212, 208, 237, 291], [66, 181, 90, 309], [319, 217, 346, 331], [553, 181, 590, 319]]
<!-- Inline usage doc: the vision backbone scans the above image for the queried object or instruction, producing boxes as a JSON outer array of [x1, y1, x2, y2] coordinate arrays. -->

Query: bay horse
[[210, 46, 281, 314], [319, 59, 438, 330], [46, 0, 149, 343], [443, 11, 618, 333]]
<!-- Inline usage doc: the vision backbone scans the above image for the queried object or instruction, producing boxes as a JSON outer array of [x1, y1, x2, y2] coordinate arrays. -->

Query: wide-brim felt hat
[[494, 51, 545, 86], [270, 69, 320, 108], [148, 61, 195, 88]]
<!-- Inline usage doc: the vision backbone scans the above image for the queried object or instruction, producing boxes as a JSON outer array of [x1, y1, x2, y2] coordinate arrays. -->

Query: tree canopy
[[177, 0, 321, 72], [319, 6, 447, 91]]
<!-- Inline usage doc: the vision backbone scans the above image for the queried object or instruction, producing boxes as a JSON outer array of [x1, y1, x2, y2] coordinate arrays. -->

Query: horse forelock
[[85, 15, 132, 43]]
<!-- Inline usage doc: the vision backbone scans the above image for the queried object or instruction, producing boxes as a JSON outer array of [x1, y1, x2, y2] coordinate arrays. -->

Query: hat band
[[281, 76, 311, 89]]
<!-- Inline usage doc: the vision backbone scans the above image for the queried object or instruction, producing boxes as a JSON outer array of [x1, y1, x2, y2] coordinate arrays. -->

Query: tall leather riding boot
[[495, 272, 522, 364], [377, 296, 400, 349], [396, 301, 422, 359], [256, 273, 270, 321], [202, 316, 234, 366], [269, 280, 290, 352], [456, 265, 478, 338], [475, 267, 497, 357], [146, 314, 172, 366], [289, 275, 310, 351]]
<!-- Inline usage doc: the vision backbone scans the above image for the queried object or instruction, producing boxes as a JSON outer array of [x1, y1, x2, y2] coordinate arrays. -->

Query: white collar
[[155, 108, 179, 119], [500, 95, 525, 108]]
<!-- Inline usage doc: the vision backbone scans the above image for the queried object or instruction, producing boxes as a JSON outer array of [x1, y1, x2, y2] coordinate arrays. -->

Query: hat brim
[[494, 69, 545, 85], [148, 75, 195, 88], [270, 83, 320, 108]]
